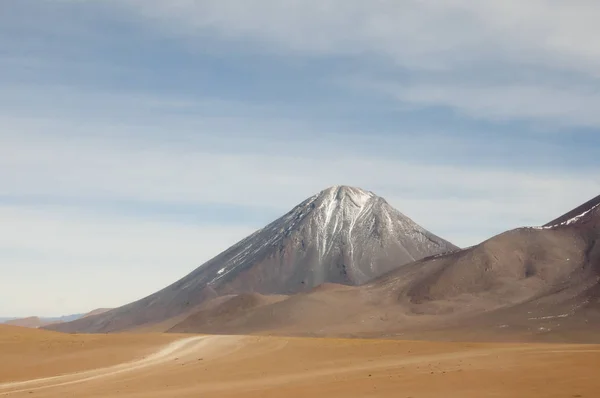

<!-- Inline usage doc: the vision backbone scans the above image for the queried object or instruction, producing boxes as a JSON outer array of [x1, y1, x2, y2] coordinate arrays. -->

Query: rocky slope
[[48, 185, 456, 333]]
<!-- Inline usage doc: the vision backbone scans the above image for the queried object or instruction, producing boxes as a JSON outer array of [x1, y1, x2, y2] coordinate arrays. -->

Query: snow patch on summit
[[530, 201, 600, 230], [311, 186, 377, 263], [302, 186, 448, 277], [200, 185, 456, 288]]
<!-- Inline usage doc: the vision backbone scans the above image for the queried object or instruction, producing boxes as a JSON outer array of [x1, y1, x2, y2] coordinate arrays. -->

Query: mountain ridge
[[544, 194, 600, 228]]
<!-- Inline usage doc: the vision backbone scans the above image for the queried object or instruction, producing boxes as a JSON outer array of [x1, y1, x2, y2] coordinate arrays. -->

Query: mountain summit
[[48, 185, 456, 333]]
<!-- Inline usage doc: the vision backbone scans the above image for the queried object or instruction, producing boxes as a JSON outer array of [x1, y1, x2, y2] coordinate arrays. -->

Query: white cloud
[[120, 0, 600, 73], [115, 0, 600, 127]]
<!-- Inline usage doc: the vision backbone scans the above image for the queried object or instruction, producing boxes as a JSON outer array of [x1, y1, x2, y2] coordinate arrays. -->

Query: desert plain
[[1, 325, 599, 398]]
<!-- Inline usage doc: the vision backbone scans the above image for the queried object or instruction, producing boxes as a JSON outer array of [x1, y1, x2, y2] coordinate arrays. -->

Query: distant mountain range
[[47, 188, 600, 342]]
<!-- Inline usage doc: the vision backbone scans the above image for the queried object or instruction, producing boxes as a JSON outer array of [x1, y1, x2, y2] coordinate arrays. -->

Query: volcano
[[48, 185, 456, 333]]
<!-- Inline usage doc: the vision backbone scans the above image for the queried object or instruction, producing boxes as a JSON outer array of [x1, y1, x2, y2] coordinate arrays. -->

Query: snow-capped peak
[[318, 185, 375, 207], [204, 185, 456, 289], [313, 186, 377, 229]]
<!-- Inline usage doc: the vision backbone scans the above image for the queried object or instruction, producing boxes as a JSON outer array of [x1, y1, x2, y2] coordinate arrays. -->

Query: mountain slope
[[543, 194, 600, 228], [48, 185, 456, 333], [82, 308, 112, 318], [168, 193, 600, 342]]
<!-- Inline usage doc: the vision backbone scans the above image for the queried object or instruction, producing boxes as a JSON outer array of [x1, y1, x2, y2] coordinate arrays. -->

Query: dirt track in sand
[[0, 325, 180, 383], [0, 336, 231, 395], [1, 326, 600, 398]]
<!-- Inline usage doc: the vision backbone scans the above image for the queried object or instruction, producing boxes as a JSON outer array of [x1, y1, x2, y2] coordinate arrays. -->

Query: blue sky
[[1, 1, 599, 316]]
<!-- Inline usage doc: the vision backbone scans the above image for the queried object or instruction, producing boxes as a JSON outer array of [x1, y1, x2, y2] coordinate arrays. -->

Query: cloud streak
[[120, 0, 600, 71], [117, 0, 600, 127], [377, 83, 600, 128]]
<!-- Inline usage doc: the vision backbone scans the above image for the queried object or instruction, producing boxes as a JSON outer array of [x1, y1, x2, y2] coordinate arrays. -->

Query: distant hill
[[2, 308, 112, 329], [4, 317, 48, 328]]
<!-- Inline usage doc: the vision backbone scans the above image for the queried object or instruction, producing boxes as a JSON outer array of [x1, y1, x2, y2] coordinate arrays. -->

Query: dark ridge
[[544, 194, 600, 227]]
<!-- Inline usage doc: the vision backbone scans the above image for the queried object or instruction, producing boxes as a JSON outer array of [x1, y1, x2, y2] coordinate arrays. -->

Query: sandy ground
[[0, 325, 179, 382], [1, 326, 599, 398]]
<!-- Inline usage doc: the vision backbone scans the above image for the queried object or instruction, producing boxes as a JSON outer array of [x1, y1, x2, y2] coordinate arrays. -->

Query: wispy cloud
[[117, 0, 600, 127], [373, 83, 600, 128]]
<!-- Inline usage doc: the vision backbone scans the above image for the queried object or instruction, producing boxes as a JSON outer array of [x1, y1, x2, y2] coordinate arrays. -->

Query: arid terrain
[[1, 325, 599, 398], [0, 325, 179, 383]]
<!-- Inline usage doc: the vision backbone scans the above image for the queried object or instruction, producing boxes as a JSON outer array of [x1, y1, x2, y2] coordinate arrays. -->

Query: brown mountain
[[47, 186, 456, 333], [165, 194, 600, 342]]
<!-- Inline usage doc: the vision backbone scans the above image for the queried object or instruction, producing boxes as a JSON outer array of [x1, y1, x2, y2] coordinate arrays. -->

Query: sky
[[1, 0, 599, 317]]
